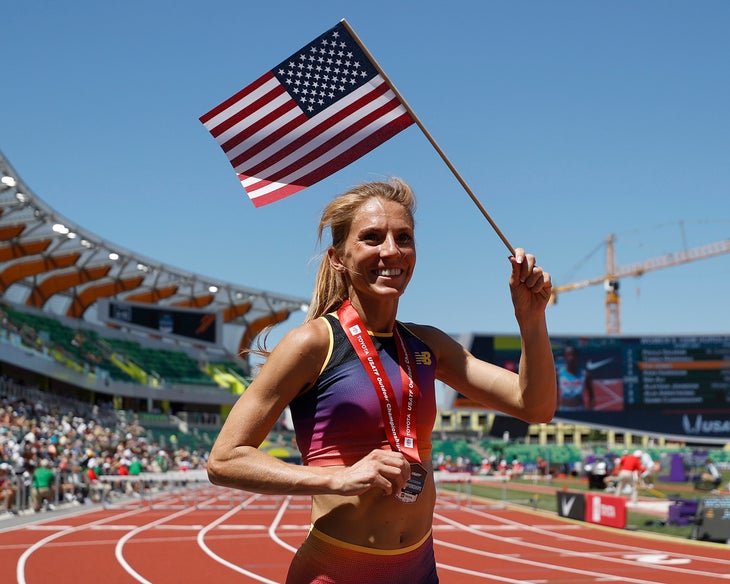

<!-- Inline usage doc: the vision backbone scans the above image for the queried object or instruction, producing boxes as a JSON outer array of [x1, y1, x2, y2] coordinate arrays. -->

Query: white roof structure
[[0, 149, 307, 357]]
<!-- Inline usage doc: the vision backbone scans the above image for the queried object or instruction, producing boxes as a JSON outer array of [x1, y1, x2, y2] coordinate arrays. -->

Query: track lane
[[432, 504, 730, 583], [198, 494, 307, 582], [2, 489, 729, 583]]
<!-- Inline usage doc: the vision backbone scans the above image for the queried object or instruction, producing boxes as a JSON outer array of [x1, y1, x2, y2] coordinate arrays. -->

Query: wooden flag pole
[[341, 18, 516, 256]]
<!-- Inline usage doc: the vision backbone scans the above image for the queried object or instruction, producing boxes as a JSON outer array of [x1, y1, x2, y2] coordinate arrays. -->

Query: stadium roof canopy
[[0, 149, 308, 356]]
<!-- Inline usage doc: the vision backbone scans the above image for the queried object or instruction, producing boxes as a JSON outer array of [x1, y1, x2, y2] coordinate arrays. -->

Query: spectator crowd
[[0, 375, 208, 517]]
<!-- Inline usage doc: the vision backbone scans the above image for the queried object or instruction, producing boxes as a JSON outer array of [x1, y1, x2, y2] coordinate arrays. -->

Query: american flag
[[200, 21, 415, 207]]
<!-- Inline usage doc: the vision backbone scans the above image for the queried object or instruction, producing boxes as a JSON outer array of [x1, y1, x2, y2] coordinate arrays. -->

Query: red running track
[[1, 486, 728, 583]]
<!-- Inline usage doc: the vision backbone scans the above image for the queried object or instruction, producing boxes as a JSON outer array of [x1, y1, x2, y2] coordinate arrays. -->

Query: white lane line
[[17, 507, 149, 584], [196, 493, 280, 584]]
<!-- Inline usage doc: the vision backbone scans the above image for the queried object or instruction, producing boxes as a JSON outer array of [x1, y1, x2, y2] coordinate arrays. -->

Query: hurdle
[[97, 471, 311, 511], [435, 472, 509, 509]]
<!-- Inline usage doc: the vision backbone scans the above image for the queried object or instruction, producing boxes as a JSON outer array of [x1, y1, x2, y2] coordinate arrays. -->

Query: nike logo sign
[[561, 496, 576, 515], [586, 358, 613, 371]]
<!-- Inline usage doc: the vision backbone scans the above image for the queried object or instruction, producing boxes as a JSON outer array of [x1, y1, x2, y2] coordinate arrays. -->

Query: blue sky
[[2, 1, 729, 342]]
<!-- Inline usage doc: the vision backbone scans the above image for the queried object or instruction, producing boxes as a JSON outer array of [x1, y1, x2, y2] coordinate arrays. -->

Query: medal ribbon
[[337, 300, 421, 463]]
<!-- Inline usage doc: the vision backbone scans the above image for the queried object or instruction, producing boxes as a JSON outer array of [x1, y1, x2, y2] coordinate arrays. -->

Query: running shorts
[[285, 526, 439, 584]]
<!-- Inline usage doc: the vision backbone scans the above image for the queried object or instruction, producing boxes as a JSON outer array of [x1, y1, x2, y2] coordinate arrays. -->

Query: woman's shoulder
[[400, 322, 468, 363], [279, 315, 333, 351], [399, 322, 450, 345], [259, 317, 334, 389]]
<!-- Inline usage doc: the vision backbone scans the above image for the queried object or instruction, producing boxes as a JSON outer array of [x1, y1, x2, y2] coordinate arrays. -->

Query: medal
[[396, 463, 427, 503]]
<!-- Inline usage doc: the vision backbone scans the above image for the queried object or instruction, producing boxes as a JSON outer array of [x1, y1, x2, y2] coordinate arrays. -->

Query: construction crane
[[549, 234, 730, 334]]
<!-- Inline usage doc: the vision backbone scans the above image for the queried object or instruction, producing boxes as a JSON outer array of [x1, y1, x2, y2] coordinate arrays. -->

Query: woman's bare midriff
[[310, 461, 436, 550]]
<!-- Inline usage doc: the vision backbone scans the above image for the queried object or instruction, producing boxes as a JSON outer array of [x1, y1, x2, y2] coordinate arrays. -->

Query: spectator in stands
[[615, 450, 645, 503], [86, 462, 100, 494], [0, 462, 18, 514], [208, 179, 556, 584], [536, 456, 548, 477], [0, 380, 211, 515], [498, 457, 509, 475], [31, 458, 56, 512], [479, 456, 492, 475], [62, 464, 90, 504]]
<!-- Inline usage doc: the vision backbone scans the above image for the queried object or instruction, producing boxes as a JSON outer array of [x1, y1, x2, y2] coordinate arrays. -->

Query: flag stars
[[272, 24, 378, 116]]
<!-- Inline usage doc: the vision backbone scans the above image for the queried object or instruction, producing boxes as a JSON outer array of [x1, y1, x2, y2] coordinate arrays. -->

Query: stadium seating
[[1, 301, 246, 389]]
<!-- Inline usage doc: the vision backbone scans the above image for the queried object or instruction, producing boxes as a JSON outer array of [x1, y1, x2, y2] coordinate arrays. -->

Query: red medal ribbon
[[337, 300, 421, 463]]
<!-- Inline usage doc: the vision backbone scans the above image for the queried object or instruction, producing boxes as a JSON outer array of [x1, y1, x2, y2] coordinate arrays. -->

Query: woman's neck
[[346, 296, 398, 333]]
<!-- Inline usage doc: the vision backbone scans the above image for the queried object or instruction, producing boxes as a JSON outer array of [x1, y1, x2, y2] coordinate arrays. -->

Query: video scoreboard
[[458, 333, 730, 441], [98, 299, 221, 346], [624, 337, 730, 410]]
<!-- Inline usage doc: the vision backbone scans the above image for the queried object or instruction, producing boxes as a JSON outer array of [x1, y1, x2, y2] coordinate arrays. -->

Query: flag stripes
[[200, 22, 414, 206]]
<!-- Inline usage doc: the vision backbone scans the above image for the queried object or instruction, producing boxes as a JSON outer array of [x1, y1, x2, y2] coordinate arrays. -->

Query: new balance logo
[[414, 351, 432, 366]]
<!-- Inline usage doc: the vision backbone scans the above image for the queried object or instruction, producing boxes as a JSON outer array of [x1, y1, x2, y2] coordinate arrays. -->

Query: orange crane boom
[[549, 235, 730, 334]]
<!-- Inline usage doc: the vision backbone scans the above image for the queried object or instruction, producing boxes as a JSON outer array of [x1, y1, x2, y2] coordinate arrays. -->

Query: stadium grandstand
[[2, 148, 727, 520], [0, 148, 308, 440]]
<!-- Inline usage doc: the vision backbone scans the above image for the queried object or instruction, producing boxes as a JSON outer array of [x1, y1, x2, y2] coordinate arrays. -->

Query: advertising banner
[[585, 493, 627, 529], [556, 490, 586, 521]]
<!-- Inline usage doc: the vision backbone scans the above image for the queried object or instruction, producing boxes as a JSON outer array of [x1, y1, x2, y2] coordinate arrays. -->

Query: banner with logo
[[556, 490, 585, 521], [556, 490, 626, 529], [585, 493, 627, 529]]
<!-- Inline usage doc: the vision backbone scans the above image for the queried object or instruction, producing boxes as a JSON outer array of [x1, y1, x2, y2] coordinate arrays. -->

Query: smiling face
[[329, 196, 416, 306]]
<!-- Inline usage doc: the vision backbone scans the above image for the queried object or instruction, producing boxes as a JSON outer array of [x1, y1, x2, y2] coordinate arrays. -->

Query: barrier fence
[[1, 469, 521, 518], [1, 471, 71, 515]]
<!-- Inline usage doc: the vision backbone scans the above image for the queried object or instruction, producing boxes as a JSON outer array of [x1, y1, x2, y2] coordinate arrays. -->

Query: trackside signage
[[556, 490, 585, 521], [556, 491, 627, 529], [585, 493, 627, 528]]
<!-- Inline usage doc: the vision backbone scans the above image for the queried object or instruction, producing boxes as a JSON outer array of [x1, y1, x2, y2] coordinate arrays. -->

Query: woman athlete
[[207, 178, 557, 583]]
